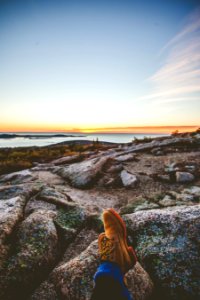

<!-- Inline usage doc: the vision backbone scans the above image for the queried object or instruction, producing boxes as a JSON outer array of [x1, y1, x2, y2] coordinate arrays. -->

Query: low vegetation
[[133, 136, 153, 144], [0, 141, 113, 175]]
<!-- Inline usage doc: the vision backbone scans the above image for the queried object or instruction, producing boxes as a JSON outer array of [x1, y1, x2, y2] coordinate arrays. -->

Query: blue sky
[[0, 0, 199, 132]]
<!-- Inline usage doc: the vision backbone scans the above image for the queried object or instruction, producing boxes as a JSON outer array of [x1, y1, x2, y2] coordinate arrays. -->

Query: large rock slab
[[114, 136, 196, 157], [0, 183, 43, 200], [58, 156, 109, 188], [0, 169, 35, 185], [0, 185, 25, 199], [0, 184, 43, 260], [52, 154, 81, 166], [124, 205, 200, 300], [32, 240, 153, 300], [0, 210, 59, 300], [36, 186, 75, 208], [0, 196, 26, 266]]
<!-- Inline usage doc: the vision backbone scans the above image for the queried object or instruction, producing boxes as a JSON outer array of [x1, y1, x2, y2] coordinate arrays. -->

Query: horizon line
[[0, 125, 199, 134]]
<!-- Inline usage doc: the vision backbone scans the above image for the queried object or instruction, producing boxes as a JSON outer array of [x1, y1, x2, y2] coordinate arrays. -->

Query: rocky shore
[[0, 131, 200, 300]]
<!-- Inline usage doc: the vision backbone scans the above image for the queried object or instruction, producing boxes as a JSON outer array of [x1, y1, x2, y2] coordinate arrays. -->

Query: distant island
[[0, 133, 86, 139]]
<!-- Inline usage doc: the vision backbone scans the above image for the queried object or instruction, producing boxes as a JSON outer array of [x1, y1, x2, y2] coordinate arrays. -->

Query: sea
[[0, 132, 169, 148]]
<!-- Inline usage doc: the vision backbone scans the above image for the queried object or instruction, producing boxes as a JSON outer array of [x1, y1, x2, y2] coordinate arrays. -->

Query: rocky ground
[[0, 131, 200, 300]]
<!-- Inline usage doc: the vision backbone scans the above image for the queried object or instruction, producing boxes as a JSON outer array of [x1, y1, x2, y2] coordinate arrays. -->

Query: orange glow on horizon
[[0, 124, 199, 134], [81, 126, 199, 134]]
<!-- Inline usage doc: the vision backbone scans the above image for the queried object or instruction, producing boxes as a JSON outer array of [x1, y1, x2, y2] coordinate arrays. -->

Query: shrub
[[171, 129, 179, 136]]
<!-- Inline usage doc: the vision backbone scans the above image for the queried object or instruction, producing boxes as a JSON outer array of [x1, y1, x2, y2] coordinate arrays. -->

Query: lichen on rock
[[124, 205, 200, 300], [0, 210, 59, 300]]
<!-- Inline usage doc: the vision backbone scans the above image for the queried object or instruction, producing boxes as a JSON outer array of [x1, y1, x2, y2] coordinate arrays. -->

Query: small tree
[[171, 129, 179, 136], [92, 138, 100, 149], [196, 127, 200, 133]]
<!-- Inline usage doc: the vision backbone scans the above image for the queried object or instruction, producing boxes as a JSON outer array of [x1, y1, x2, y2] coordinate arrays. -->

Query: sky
[[0, 0, 200, 133]]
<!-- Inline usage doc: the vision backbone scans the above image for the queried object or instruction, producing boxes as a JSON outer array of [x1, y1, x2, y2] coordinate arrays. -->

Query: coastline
[[0, 133, 86, 139], [0, 132, 169, 148]]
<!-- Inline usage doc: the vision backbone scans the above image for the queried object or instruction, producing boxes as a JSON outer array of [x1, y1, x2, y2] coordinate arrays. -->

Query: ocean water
[[0, 132, 168, 148]]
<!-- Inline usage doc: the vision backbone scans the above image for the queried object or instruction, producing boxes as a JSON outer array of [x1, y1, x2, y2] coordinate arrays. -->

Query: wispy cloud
[[141, 7, 200, 105]]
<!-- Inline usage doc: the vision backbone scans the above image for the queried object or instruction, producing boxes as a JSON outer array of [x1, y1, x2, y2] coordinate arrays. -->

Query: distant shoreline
[[0, 140, 121, 150], [0, 136, 167, 151], [0, 132, 170, 148], [0, 133, 86, 139]]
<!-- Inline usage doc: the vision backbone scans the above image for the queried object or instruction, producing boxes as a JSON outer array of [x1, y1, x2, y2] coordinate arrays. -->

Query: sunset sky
[[0, 0, 200, 133]]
